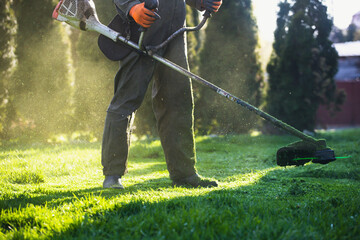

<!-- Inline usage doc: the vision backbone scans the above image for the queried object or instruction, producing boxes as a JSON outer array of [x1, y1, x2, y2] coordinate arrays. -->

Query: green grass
[[0, 129, 359, 239]]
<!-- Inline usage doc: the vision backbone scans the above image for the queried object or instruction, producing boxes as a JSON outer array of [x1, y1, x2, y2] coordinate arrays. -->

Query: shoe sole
[[103, 184, 125, 189]]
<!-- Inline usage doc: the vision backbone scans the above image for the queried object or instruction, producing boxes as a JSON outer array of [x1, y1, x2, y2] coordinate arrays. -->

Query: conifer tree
[[265, 0, 345, 132], [0, 0, 17, 139], [12, 0, 74, 139], [196, 0, 263, 134], [346, 23, 360, 41]]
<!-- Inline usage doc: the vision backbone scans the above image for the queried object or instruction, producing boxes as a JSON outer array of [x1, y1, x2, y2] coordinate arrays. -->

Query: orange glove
[[202, 0, 222, 13], [129, 2, 157, 28]]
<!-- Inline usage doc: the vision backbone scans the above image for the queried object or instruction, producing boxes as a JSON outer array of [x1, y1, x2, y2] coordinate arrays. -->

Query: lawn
[[0, 129, 359, 239]]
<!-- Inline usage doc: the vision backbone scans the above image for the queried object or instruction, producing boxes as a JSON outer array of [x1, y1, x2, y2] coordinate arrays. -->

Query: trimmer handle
[[139, 0, 160, 32], [144, 0, 159, 10], [145, 10, 212, 53], [203, 10, 212, 18]]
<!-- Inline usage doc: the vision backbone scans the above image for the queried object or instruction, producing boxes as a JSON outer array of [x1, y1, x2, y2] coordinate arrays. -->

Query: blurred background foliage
[[0, 0, 345, 141], [12, 0, 74, 139], [264, 0, 345, 133], [195, 0, 263, 134], [0, 0, 17, 139]]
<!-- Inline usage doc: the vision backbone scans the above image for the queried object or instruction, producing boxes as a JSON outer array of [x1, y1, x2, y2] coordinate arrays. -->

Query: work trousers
[[101, 17, 197, 181]]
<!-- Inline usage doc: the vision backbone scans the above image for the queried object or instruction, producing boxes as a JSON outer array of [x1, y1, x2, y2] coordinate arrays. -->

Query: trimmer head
[[277, 140, 336, 167]]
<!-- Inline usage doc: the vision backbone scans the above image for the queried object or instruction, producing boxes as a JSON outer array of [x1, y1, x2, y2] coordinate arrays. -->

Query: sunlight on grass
[[7, 170, 45, 184], [250, 130, 262, 137], [0, 129, 359, 239], [223, 166, 280, 188], [47, 132, 99, 143]]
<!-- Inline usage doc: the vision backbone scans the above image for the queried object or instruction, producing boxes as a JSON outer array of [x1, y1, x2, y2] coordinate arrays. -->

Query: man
[[102, 0, 222, 189]]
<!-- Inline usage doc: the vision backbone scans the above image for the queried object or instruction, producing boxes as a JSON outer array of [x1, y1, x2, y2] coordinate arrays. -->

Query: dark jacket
[[113, 0, 204, 19], [98, 0, 204, 60]]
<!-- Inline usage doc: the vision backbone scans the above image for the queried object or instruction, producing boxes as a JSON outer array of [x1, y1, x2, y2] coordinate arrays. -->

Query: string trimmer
[[52, 0, 337, 167]]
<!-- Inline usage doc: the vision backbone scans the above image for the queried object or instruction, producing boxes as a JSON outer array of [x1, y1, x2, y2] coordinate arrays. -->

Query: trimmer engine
[[52, 0, 119, 41]]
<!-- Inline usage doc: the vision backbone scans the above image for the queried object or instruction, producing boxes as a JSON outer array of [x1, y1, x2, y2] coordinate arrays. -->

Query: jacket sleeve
[[113, 0, 141, 18], [185, 0, 205, 11]]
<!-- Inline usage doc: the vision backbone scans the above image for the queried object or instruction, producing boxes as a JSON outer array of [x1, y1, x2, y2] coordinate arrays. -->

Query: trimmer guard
[[277, 140, 336, 167], [313, 148, 336, 164]]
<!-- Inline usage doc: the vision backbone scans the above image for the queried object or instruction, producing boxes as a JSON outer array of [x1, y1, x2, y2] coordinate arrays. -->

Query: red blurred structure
[[316, 41, 360, 129]]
